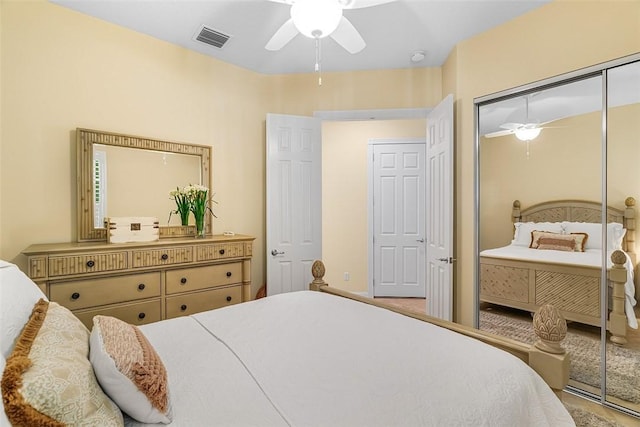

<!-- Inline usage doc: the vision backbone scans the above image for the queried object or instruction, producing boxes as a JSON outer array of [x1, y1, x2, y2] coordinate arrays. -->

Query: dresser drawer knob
[[86, 260, 95, 268], [180, 277, 187, 284], [226, 272, 232, 278], [226, 296, 232, 302], [161, 254, 169, 261], [219, 249, 225, 255], [138, 283, 146, 291], [138, 312, 146, 320], [180, 304, 187, 311], [71, 292, 80, 300]]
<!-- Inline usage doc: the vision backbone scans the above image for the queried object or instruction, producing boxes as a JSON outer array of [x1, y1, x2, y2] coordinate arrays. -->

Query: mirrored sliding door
[[475, 53, 640, 416]]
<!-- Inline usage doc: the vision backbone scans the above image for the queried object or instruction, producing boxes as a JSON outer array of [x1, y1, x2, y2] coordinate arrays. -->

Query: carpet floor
[[480, 308, 640, 405]]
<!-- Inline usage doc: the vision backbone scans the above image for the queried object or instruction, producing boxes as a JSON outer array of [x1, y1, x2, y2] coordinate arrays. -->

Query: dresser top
[[23, 234, 255, 255]]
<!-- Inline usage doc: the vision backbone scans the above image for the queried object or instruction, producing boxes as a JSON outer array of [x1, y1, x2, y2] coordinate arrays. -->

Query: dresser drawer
[[165, 286, 242, 319], [50, 272, 161, 310], [73, 299, 162, 330], [196, 242, 244, 261], [48, 252, 128, 277], [165, 262, 242, 295], [132, 246, 193, 268]]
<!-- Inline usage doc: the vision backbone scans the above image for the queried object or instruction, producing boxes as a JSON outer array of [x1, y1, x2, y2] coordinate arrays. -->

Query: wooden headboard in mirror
[[77, 128, 212, 242]]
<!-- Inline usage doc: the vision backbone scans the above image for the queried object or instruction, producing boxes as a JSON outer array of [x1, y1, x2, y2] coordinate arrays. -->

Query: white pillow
[[562, 222, 625, 250], [512, 222, 565, 247], [0, 261, 47, 359], [90, 315, 173, 424]]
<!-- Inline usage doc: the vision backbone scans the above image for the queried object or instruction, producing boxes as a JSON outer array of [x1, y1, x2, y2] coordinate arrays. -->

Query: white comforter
[[132, 291, 574, 426], [480, 245, 638, 329]]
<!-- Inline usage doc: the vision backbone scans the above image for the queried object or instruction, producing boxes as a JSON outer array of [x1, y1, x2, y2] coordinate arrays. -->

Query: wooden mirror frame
[[76, 128, 212, 242]]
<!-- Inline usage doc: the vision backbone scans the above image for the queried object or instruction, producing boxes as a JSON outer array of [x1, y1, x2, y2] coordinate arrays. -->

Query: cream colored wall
[[480, 104, 640, 253], [0, 1, 271, 296], [267, 68, 442, 114], [321, 119, 426, 293], [449, 0, 640, 326], [480, 111, 601, 250], [0, 1, 442, 299]]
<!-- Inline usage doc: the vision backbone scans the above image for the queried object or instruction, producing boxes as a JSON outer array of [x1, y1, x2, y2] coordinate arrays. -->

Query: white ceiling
[[51, 0, 551, 75]]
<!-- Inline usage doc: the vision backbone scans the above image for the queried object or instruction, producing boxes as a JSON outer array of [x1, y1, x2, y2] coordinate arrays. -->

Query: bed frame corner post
[[528, 304, 570, 396], [512, 200, 521, 224], [309, 260, 328, 291], [608, 250, 628, 346]]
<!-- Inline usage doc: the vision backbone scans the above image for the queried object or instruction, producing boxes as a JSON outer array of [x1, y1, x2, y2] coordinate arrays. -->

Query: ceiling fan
[[484, 96, 558, 141], [265, 0, 397, 54]]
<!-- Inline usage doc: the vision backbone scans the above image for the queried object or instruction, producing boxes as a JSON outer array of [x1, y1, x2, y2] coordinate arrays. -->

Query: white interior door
[[266, 113, 322, 296], [426, 94, 454, 320], [372, 142, 426, 297]]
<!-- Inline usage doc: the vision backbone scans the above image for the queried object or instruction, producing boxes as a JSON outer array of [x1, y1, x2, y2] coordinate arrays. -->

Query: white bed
[[1, 260, 575, 426]]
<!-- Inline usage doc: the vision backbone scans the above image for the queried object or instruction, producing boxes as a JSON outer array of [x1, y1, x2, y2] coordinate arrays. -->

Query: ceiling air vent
[[194, 25, 230, 49]]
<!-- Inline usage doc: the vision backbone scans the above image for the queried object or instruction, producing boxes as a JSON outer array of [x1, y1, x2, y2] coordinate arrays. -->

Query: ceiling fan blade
[[499, 122, 524, 130], [330, 16, 365, 54], [484, 129, 515, 138], [267, 0, 293, 4], [341, 0, 397, 9], [265, 19, 299, 51]]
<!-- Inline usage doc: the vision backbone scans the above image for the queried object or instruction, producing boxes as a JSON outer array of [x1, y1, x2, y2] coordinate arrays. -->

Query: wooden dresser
[[22, 234, 254, 329]]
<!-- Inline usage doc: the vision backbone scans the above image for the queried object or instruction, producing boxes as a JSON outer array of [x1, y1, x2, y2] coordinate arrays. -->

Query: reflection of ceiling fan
[[485, 122, 548, 141], [485, 96, 557, 141], [265, 0, 397, 54]]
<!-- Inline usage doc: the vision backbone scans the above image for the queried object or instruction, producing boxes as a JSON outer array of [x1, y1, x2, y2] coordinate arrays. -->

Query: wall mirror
[[77, 128, 212, 242], [474, 54, 640, 415]]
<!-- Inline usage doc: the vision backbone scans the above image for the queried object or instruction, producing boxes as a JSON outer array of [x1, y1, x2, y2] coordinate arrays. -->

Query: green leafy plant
[[169, 187, 191, 226], [169, 184, 217, 236]]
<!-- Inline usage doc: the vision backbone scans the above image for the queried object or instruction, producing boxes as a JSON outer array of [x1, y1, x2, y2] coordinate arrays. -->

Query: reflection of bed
[[1, 260, 575, 426], [480, 198, 637, 345]]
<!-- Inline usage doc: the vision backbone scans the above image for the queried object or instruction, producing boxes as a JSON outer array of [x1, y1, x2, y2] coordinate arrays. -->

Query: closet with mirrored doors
[[474, 53, 640, 416]]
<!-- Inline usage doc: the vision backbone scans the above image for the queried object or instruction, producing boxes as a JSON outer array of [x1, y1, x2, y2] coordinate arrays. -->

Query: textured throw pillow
[[536, 237, 576, 252], [569, 232, 589, 252], [90, 315, 172, 424], [1, 299, 123, 426], [530, 231, 582, 252]]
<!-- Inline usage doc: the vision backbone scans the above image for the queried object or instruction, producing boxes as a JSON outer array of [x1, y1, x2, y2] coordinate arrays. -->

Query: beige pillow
[[90, 315, 172, 424], [536, 237, 576, 252], [569, 232, 589, 252], [530, 230, 587, 252], [1, 299, 123, 426]]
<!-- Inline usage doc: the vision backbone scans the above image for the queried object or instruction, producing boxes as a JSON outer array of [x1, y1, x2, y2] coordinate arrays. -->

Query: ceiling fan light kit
[[291, 0, 342, 39], [514, 127, 542, 141]]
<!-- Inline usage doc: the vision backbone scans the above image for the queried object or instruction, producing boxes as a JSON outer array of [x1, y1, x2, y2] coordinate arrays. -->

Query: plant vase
[[194, 213, 205, 238], [180, 210, 190, 227]]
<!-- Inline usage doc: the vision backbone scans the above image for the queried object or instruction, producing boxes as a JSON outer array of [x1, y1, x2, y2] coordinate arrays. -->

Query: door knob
[[271, 249, 285, 256], [417, 238, 425, 243]]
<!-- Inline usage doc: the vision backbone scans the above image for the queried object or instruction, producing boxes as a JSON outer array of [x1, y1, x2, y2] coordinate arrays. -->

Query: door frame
[[266, 108, 431, 298], [367, 138, 427, 297]]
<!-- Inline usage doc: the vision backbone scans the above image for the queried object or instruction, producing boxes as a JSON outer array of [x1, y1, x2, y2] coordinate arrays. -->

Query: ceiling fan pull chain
[[315, 38, 322, 86]]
